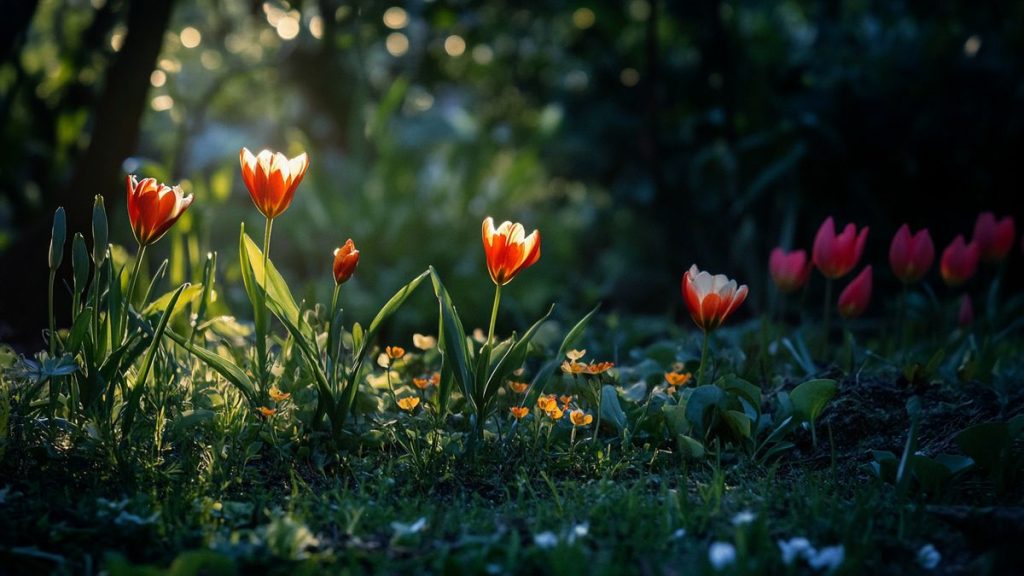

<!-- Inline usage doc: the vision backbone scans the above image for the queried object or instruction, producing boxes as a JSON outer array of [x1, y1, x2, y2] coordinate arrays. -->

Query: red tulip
[[940, 235, 979, 287], [126, 175, 193, 246], [812, 216, 869, 279], [889, 224, 935, 284], [973, 212, 1016, 263], [837, 266, 872, 319], [681, 264, 748, 332], [958, 294, 974, 328], [239, 147, 310, 220], [769, 247, 811, 293], [481, 217, 541, 286], [332, 239, 360, 285]]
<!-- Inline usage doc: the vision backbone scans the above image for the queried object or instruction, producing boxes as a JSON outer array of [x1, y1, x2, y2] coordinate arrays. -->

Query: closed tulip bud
[[72, 233, 89, 293], [812, 216, 869, 279], [481, 216, 541, 286], [973, 212, 1015, 263], [126, 175, 193, 246], [332, 239, 360, 285], [837, 266, 872, 319], [92, 195, 108, 265], [49, 207, 66, 269], [769, 247, 811, 293], [958, 294, 974, 328], [889, 224, 935, 284], [940, 235, 979, 287], [239, 147, 309, 220], [681, 264, 748, 332]]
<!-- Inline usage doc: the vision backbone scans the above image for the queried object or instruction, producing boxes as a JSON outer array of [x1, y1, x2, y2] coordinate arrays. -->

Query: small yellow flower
[[508, 381, 529, 394], [559, 395, 573, 409], [257, 406, 277, 418], [386, 345, 406, 360], [664, 371, 692, 387], [537, 394, 558, 412], [566, 349, 587, 362], [569, 410, 593, 427], [269, 385, 291, 402], [397, 396, 420, 412], [546, 406, 565, 420], [561, 360, 587, 375], [413, 377, 431, 389], [585, 361, 615, 375], [413, 333, 437, 350], [509, 406, 529, 420]]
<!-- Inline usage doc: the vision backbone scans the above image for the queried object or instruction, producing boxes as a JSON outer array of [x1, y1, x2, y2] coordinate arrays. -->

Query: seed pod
[[92, 195, 108, 265], [49, 207, 66, 269]]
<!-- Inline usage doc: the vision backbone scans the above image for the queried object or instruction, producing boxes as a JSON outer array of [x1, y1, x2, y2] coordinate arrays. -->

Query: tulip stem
[[328, 282, 342, 391], [47, 268, 57, 356], [486, 284, 502, 350], [259, 217, 273, 387], [698, 331, 710, 386], [121, 243, 147, 344], [820, 278, 833, 359], [898, 283, 909, 356]]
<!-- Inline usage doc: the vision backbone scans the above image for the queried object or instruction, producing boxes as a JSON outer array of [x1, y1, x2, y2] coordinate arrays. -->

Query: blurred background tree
[[2, 0, 1023, 348]]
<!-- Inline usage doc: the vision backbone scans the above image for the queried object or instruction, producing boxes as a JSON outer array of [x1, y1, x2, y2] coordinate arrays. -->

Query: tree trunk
[[0, 0, 176, 350]]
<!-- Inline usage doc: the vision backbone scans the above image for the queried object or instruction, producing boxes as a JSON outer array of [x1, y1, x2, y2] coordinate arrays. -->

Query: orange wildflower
[[257, 406, 277, 418], [664, 371, 692, 387], [569, 410, 593, 427], [508, 381, 529, 394], [386, 346, 406, 360], [510, 406, 529, 420], [268, 385, 291, 402], [397, 396, 420, 412]]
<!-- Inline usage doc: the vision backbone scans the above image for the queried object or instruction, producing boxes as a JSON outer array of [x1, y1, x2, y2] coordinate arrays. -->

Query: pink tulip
[[769, 247, 812, 293], [813, 216, 869, 279], [940, 235, 979, 287], [973, 212, 1015, 263], [889, 224, 934, 284], [837, 266, 872, 319]]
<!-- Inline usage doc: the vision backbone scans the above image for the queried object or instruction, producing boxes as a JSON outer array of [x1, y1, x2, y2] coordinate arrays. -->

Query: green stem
[[121, 243, 147, 344], [328, 282, 342, 392], [592, 377, 603, 443], [486, 284, 502, 349], [820, 277, 833, 359], [260, 217, 273, 386], [48, 269, 57, 356], [898, 283, 909, 357], [697, 330, 710, 386]]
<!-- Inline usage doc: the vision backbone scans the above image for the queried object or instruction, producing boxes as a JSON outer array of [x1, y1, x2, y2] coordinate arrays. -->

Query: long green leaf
[[142, 283, 204, 318], [239, 224, 267, 370], [241, 229, 300, 323], [165, 328, 257, 406], [429, 267, 473, 411], [482, 304, 554, 409], [122, 283, 187, 435]]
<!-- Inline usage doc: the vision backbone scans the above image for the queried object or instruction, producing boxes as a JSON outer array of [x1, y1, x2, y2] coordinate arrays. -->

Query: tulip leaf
[[238, 225, 267, 367], [142, 283, 204, 318], [600, 384, 628, 431], [789, 378, 837, 424], [164, 327, 257, 406], [482, 304, 554, 410], [558, 303, 601, 357], [429, 267, 473, 412], [122, 283, 187, 435], [240, 229, 301, 324], [524, 304, 602, 407]]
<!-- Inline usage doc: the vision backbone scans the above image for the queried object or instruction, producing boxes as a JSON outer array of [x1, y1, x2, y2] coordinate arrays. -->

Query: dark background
[[2, 0, 1022, 350]]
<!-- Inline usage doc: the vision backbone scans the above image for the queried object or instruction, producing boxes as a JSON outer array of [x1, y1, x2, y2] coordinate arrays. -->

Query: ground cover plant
[[3, 2, 1024, 576]]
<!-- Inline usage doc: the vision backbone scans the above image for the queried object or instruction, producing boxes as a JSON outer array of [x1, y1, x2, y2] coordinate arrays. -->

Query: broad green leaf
[[600, 384, 628, 431], [165, 328, 257, 406], [722, 409, 752, 440], [676, 434, 705, 459], [241, 229, 300, 323], [718, 374, 761, 414], [429, 267, 473, 410], [662, 404, 688, 436], [685, 385, 725, 436], [789, 378, 837, 424], [143, 283, 204, 318]]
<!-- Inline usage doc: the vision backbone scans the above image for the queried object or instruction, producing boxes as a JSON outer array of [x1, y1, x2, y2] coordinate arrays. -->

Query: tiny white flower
[[731, 510, 756, 526], [917, 544, 941, 571], [391, 516, 427, 537], [708, 541, 737, 570], [778, 537, 814, 565], [671, 528, 687, 540], [807, 545, 845, 572], [567, 522, 589, 543], [534, 531, 558, 549]]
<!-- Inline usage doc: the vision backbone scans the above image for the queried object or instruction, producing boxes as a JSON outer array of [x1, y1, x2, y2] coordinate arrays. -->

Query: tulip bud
[[92, 195, 108, 265], [48, 207, 66, 270], [837, 266, 872, 319], [958, 294, 974, 328], [973, 212, 1015, 263], [940, 235, 979, 287], [769, 247, 811, 293], [332, 239, 360, 285], [889, 224, 934, 284], [812, 216, 869, 280], [72, 233, 89, 296]]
